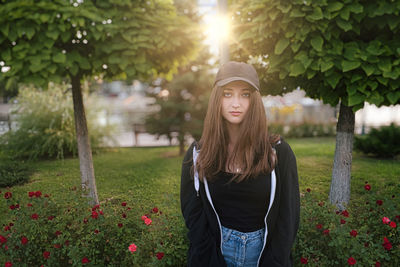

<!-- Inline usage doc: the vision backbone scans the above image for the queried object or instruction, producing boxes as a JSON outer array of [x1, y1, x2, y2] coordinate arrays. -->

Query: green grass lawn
[[2, 137, 399, 265]]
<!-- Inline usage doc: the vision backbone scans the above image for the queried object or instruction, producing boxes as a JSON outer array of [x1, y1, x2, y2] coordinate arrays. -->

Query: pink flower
[[382, 217, 390, 224], [156, 252, 164, 260], [382, 237, 392, 251], [141, 215, 147, 221], [152, 207, 159, 213], [350, 230, 357, 237], [376, 200, 383, 206], [144, 218, 152, 225], [82, 257, 90, 264], [347, 257, 356, 265], [364, 184, 371, 191], [43, 251, 50, 259], [300, 257, 308, 264], [121, 202, 127, 207], [389, 221, 397, 228], [129, 243, 137, 253]]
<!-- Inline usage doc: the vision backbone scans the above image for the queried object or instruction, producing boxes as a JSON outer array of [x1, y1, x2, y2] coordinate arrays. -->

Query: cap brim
[[215, 77, 260, 91]]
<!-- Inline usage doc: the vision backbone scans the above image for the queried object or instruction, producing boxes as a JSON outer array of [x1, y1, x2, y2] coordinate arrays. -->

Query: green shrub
[[0, 84, 115, 160], [354, 123, 400, 158], [0, 188, 187, 266], [269, 122, 336, 138], [293, 184, 400, 266], [0, 159, 30, 188]]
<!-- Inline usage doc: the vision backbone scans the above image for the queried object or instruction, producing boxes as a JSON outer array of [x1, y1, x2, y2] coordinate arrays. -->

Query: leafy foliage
[[0, 0, 200, 87], [0, 155, 30, 187], [0, 84, 114, 159], [231, 0, 400, 110], [354, 123, 400, 158]]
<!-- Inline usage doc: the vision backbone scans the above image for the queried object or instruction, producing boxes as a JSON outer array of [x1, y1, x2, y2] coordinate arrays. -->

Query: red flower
[[99, 210, 104, 215], [341, 210, 349, 217], [91, 211, 99, 219], [376, 200, 383, 206], [21, 236, 28, 245], [9, 205, 16, 210], [156, 252, 164, 260], [347, 257, 356, 265], [364, 184, 371, 191], [31, 213, 39, 220], [82, 257, 90, 264], [5, 262, 12, 267], [152, 207, 159, 213], [364, 242, 369, 247], [389, 221, 397, 228], [318, 201, 324, 207], [323, 229, 330, 235], [28, 191, 35, 197], [35, 191, 42, 197], [0, 235, 7, 244], [121, 202, 127, 207], [27, 203, 33, 207], [306, 188, 311, 192], [141, 215, 147, 221], [65, 240, 70, 246], [54, 243, 61, 249], [4, 192, 12, 199], [375, 262, 381, 267], [118, 223, 123, 228], [122, 213, 127, 218], [129, 243, 137, 253], [43, 251, 50, 259], [55, 231, 62, 236], [382, 237, 392, 251], [396, 215, 400, 221], [3, 226, 10, 231], [94, 229, 99, 234], [83, 218, 88, 224], [300, 257, 308, 264], [144, 218, 152, 225], [382, 217, 390, 224], [340, 219, 346, 224], [316, 224, 323, 229], [350, 230, 357, 237], [44, 194, 49, 198], [92, 204, 100, 211], [48, 216, 55, 220]]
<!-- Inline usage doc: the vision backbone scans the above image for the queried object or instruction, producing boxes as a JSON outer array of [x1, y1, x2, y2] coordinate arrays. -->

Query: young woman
[[180, 61, 300, 267]]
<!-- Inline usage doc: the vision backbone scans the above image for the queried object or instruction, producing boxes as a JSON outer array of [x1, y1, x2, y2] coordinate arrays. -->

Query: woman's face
[[221, 80, 251, 126]]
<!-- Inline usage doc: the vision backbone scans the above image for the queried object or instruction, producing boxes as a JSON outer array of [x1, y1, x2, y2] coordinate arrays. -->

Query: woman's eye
[[242, 93, 250, 97], [223, 92, 232, 97]]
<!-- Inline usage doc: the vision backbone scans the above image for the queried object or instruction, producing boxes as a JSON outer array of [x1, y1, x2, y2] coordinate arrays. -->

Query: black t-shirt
[[208, 171, 271, 233]]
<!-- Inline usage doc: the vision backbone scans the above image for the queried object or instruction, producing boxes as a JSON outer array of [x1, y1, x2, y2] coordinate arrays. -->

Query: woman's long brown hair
[[196, 85, 279, 182]]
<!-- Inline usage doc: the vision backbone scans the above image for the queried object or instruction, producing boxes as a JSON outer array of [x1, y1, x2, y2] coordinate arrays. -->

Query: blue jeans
[[221, 225, 265, 267]]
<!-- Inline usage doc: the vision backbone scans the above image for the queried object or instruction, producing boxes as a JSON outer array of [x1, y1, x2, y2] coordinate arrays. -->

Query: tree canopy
[[231, 0, 400, 109]]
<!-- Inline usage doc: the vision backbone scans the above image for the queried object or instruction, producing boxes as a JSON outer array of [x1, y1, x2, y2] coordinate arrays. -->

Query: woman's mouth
[[230, 111, 242, 116]]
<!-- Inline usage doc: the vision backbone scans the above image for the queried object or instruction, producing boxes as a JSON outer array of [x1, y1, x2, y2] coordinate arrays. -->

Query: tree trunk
[[178, 132, 185, 156], [329, 102, 355, 210], [71, 75, 99, 205]]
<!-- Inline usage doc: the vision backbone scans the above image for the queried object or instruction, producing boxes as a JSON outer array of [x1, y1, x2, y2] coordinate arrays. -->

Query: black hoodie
[[180, 139, 300, 267]]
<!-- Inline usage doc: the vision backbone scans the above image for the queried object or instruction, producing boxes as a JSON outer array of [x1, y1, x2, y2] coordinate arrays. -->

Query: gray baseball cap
[[214, 61, 260, 91]]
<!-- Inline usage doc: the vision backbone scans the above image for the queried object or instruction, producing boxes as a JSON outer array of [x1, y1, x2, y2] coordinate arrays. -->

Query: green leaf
[[291, 42, 301, 53], [78, 57, 91, 70], [1, 49, 11, 61], [310, 36, 323, 52], [369, 91, 384, 106], [386, 92, 400, 105], [377, 58, 392, 73], [341, 60, 360, 72], [327, 2, 344, 12], [39, 14, 50, 23], [339, 7, 350, 21], [361, 63, 375, 76], [289, 9, 305, 18], [0, 23, 10, 37], [25, 26, 35, 40], [348, 3, 363, 14], [289, 62, 306, 76], [29, 63, 44, 73], [307, 7, 323, 20], [377, 77, 388, 86], [350, 74, 363, 83], [274, 38, 290, 55], [348, 92, 365, 106], [366, 41, 383, 56], [46, 30, 59, 40], [336, 19, 352, 32], [326, 72, 341, 88], [52, 53, 66, 63], [320, 61, 334, 72]]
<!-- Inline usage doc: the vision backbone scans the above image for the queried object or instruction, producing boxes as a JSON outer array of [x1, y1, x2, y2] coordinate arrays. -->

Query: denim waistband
[[221, 225, 265, 241]]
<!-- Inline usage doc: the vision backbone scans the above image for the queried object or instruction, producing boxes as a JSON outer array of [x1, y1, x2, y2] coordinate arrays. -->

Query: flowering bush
[[294, 182, 400, 266], [0, 188, 187, 266]]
